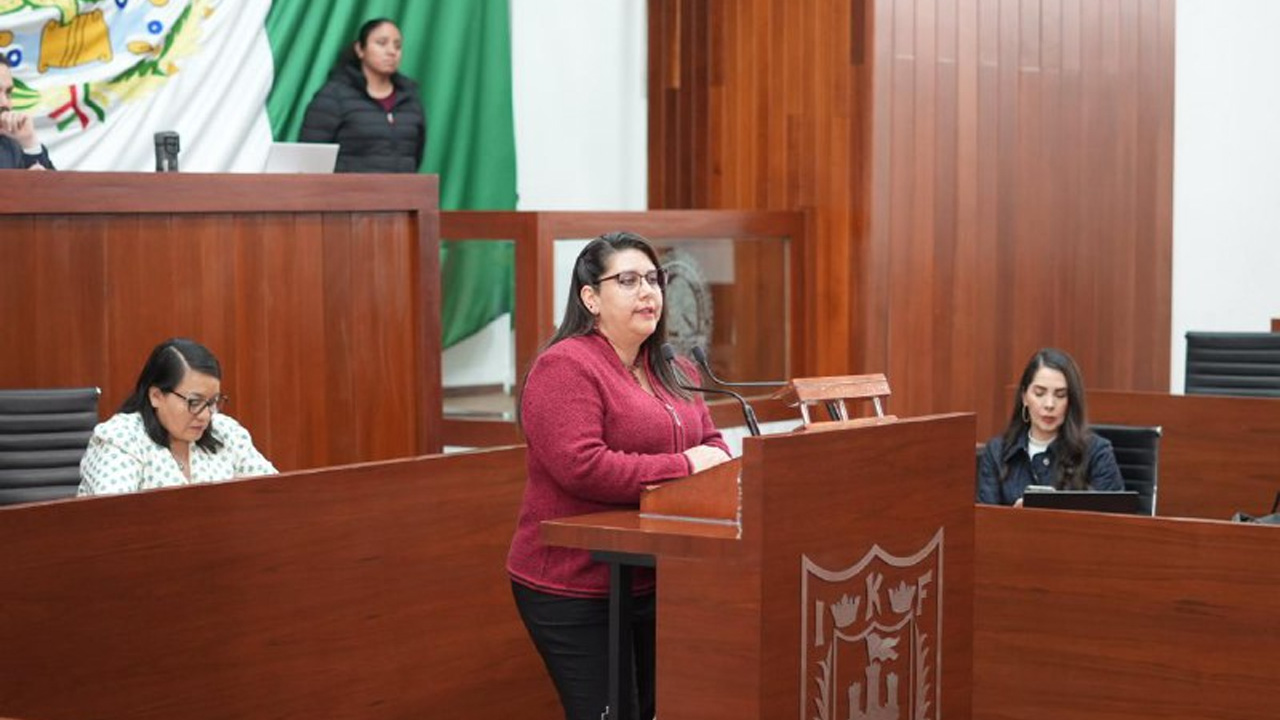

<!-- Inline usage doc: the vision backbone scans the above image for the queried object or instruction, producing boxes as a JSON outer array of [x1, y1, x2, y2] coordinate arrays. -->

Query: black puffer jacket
[[299, 63, 426, 174]]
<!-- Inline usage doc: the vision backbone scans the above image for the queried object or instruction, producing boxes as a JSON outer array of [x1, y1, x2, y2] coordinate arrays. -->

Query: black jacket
[[298, 64, 426, 174], [976, 431, 1123, 505], [0, 135, 53, 170]]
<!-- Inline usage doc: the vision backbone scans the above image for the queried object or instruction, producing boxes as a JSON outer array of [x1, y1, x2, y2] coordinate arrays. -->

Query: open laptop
[[1021, 489, 1140, 514], [263, 142, 339, 173]]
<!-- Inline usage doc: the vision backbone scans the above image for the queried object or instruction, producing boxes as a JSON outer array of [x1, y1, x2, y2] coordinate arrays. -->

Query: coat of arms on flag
[[801, 528, 944, 720], [1, 0, 213, 132]]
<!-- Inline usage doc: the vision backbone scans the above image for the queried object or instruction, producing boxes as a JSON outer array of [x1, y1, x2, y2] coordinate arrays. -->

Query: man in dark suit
[[0, 57, 54, 170]]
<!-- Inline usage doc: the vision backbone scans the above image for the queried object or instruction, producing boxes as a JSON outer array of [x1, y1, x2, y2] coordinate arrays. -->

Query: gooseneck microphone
[[691, 346, 787, 388], [662, 343, 761, 437]]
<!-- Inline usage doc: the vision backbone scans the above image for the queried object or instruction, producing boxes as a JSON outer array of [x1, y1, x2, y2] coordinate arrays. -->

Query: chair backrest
[[1090, 423, 1161, 516], [772, 374, 894, 427], [1185, 331, 1280, 397], [0, 388, 100, 505]]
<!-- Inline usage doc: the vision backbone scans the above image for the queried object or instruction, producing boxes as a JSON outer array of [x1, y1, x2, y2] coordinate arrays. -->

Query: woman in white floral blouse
[[78, 338, 277, 496]]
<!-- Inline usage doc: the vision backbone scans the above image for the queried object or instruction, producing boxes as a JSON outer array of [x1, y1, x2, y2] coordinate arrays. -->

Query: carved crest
[[801, 528, 944, 720]]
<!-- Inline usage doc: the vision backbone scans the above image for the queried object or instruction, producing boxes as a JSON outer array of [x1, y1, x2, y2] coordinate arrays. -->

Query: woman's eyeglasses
[[169, 391, 229, 416], [597, 269, 668, 293]]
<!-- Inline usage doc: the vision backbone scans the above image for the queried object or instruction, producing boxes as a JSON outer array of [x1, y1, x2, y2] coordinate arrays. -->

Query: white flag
[[1, 0, 273, 171]]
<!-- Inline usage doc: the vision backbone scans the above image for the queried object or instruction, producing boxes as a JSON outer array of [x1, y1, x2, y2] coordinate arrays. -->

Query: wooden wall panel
[[651, 0, 864, 379], [0, 173, 441, 470], [650, 0, 1175, 437]]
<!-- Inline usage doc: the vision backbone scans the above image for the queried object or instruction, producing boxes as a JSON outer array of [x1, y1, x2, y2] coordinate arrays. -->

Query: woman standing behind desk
[[299, 18, 426, 174], [508, 232, 731, 720], [977, 347, 1123, 505], [77, 338, 276, 496]]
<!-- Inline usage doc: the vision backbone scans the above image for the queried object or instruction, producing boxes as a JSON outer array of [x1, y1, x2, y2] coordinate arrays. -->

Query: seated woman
[[977, 347, 1123, 505], [78, 338, 277, 496]]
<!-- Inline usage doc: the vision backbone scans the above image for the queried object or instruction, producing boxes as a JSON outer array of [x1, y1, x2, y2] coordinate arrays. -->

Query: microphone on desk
[[690, 346, 787, 389], [154, 131, 180, 172], [661, 343, 761, 437]]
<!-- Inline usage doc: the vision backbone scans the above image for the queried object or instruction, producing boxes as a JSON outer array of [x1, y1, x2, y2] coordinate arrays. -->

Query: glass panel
[[655, 236, 791, 388], [551, 234, 792, 390], [441, 239, 517, 421]]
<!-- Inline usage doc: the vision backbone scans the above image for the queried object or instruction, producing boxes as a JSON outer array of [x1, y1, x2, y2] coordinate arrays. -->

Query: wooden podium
[[544, 412, 976, 720]]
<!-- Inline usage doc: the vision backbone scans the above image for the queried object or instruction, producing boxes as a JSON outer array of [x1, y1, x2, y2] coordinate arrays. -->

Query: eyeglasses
[[169, 390, 228, 416], [597, 269, 667, 293]]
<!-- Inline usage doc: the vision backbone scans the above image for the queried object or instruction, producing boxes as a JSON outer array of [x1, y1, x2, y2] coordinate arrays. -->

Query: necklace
[[628, 358, 645, 385], [171, 451, 187, 473]]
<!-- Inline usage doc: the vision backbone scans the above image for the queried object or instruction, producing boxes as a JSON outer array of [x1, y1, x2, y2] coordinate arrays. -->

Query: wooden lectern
[[543, 407, 976, 719]]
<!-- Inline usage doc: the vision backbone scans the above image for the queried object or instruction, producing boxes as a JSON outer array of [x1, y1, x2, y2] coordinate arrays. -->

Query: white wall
[[442, 0, 647, 389], [1171, 0, 1280, 391], [510, 0, 648, 211]]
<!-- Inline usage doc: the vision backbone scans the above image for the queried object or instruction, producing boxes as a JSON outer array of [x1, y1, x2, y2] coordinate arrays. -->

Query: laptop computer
[[263, 142, 339, 174], [1021, 490, 1140, 515]]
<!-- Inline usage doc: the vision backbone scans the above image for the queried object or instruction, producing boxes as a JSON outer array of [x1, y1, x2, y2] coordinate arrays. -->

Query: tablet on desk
[[263, 142, 339, 173], [1021, 490, 1140, 515]]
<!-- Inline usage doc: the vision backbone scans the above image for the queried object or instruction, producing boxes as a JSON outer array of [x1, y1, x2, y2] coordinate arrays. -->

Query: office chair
[[1185, 331, 1280, 397], [1091, 423, 1162, 516], [0, 388, 101, 505]]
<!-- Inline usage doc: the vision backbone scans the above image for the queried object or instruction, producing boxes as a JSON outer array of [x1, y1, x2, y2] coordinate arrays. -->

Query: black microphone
[[662, 343, 760, 437], [691, 346, 787, 388], [154, 130, 180, 172]]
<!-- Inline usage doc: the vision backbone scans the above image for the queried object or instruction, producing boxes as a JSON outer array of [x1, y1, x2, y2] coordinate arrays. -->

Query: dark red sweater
[[507, 332, 727, 597]]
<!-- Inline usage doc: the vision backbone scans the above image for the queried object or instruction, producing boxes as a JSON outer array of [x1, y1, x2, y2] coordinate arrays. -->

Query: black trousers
[[512, 581, 656, 720]]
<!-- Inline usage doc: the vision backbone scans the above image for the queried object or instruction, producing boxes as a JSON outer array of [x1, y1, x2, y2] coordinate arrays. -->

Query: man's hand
[[0, 108, 40, 151]]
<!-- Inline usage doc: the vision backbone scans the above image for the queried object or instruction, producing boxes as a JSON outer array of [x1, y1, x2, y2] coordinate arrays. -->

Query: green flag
[[265, 0, 517, 348]]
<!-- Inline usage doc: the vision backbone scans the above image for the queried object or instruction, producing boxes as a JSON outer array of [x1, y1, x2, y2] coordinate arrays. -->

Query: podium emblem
[[801, 528, 944, 720]]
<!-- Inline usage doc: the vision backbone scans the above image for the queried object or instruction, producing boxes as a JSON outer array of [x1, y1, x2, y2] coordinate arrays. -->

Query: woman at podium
[[507, 232, 731, 720], [977, 347, 1122, 505], [77, 338, 277, 496]]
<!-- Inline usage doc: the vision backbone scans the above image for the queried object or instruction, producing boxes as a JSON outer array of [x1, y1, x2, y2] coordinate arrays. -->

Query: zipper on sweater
[[662, 401, 685, 453]]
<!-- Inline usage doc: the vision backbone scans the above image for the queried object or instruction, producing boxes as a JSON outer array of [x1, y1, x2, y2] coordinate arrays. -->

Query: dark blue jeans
[[511, 581, 656, 720]]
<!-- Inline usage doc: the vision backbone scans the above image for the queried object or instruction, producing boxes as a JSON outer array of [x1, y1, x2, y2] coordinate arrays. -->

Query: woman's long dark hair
[[120, 338, 224, 454], [516, 231, 692, 427], [998, 347, 1092, 489]]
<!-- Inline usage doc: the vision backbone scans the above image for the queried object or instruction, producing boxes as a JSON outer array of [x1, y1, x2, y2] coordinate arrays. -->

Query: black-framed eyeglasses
[[597, 269, 667, 293], [169, 390, 228, 416]]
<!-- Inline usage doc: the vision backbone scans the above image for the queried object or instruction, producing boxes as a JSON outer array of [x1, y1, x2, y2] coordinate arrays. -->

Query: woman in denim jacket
[[977, 348, 1123, 505]]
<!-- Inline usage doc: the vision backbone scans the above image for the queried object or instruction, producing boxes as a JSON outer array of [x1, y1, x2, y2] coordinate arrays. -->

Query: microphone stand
[[691, 346, 787, 388], [694, 346, 843, 421], [662, 344, 761, 437]]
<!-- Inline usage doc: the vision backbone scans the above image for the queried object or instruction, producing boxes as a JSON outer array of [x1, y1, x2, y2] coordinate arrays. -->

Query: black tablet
[[1021, 490, 1140, 514]]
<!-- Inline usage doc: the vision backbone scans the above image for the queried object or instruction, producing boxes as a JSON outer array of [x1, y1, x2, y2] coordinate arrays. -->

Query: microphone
[[662, 343, 761, 437], [154, 131, 180, 172], [691, 346, 787, 388]]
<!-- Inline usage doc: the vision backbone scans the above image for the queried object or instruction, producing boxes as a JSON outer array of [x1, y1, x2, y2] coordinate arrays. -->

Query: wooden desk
[[1090, 390, 1280, 519], [0, 447, 558, 720], [974, 506, 1280, 720], [0, 172, 442, 470]]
